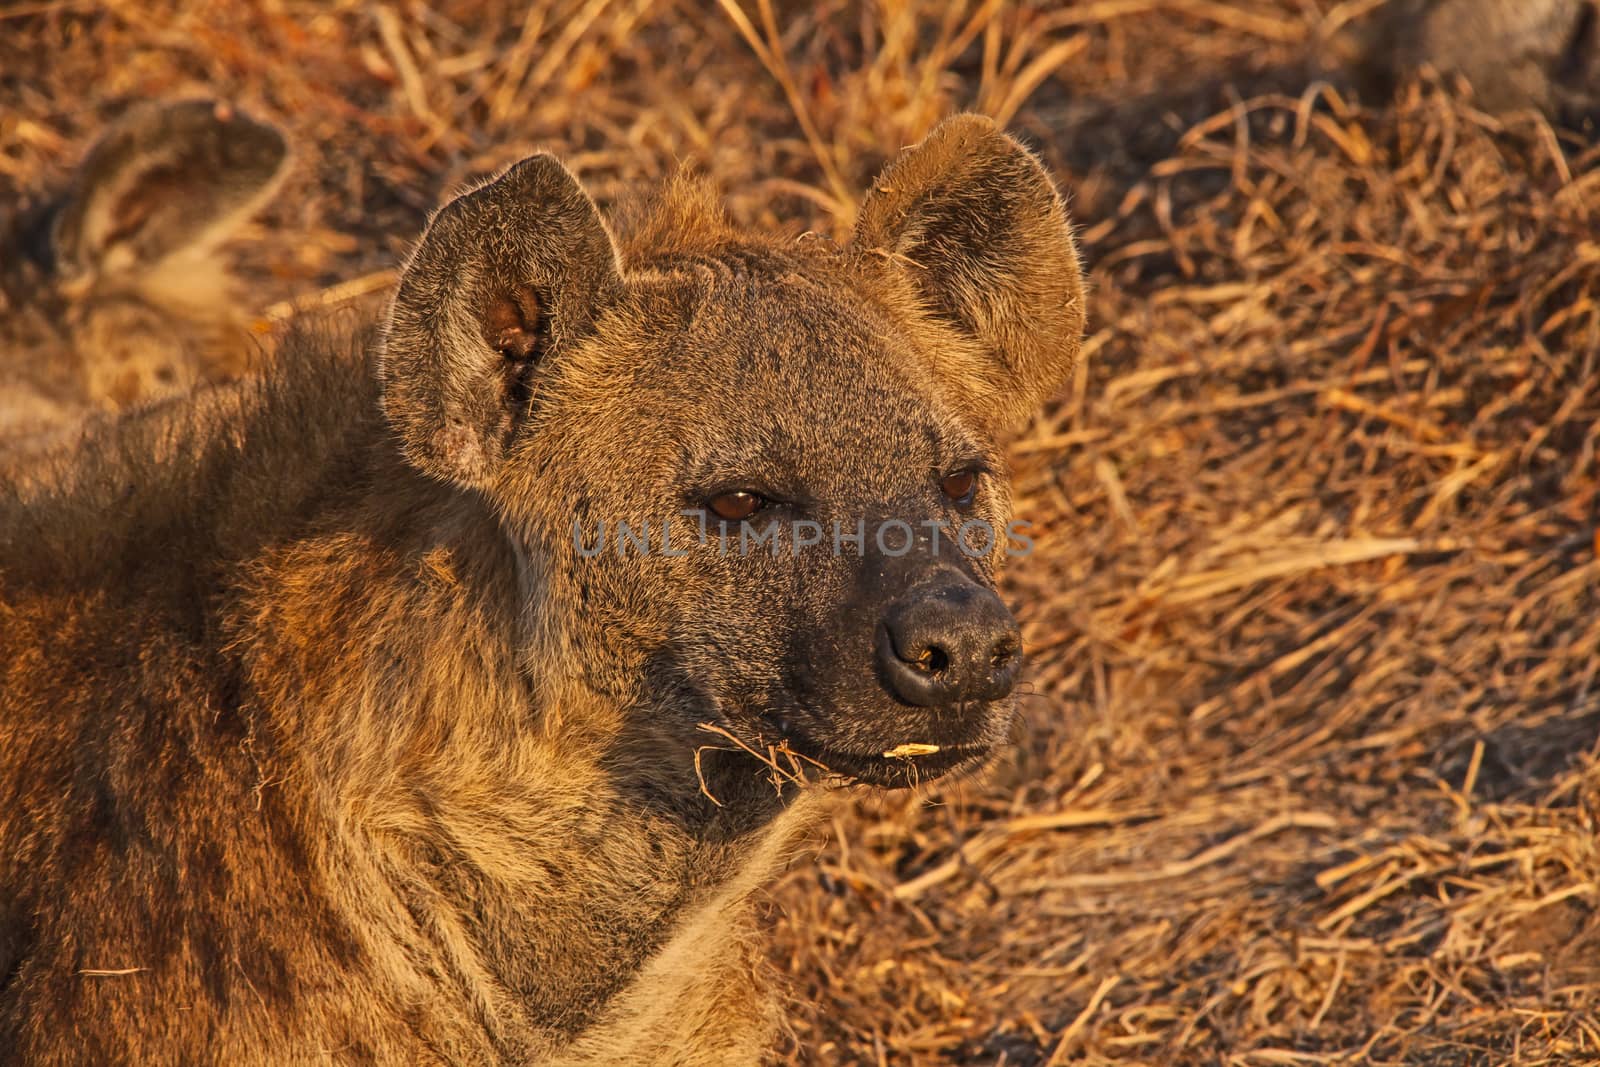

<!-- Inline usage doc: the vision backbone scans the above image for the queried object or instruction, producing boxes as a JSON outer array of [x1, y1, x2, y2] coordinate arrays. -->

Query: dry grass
[[4, 1, 1598, 1063]]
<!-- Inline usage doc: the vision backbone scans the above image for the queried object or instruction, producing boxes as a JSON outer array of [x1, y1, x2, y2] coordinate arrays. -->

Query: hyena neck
[[240, 459, 815, 1042]]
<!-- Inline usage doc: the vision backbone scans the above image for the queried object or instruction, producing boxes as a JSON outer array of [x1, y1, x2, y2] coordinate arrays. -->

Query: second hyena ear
[[379, 155, 625, 487], [51, 99, 289, 284], [852, 114, 1086, 435]]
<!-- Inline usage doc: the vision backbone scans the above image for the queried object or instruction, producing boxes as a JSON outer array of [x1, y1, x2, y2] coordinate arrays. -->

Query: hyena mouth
[[817, 743, 992, 788], [764, 715, 994, 788]]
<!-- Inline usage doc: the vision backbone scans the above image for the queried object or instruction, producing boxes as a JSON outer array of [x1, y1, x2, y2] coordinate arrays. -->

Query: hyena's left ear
[[380, 155, 624, 487], [852, 114, 1086, 434]]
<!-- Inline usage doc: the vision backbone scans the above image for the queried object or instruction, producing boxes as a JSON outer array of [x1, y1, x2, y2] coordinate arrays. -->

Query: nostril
[[877, 625, 956, 708], [914, 645, 950, 674], [985, 633, 1024, 675]]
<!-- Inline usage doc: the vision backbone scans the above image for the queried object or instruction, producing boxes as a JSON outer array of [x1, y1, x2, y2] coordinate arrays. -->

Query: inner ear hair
[[484, 284, 544, 362], [486, 284, 546, 413]]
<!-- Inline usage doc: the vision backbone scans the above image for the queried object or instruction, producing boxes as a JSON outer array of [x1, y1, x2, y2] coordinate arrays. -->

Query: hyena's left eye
[[940, 470, 978, 506], [707, 491, 765, 521]]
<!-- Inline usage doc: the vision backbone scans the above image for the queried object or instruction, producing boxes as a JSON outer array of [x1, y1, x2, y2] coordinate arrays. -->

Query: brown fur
[[0, 99, 289, 468], [0, 114, 1084, 1063]]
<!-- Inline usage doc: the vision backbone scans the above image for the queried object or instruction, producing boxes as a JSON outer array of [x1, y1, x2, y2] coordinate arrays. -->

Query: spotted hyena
[[0, 98, 288, 461], [0, 114, 1084, 1063]]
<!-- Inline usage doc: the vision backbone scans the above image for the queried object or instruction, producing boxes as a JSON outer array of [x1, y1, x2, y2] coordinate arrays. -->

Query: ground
[[2, 1, 1597, 1064]]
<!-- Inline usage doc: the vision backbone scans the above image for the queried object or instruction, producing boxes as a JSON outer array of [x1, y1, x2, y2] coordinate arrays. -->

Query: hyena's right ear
[[379, 155, 625, 487], [51, 99, 289, 286]]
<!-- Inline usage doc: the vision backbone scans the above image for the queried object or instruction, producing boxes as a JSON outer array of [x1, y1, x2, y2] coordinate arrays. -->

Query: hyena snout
[[877, 575, 1022, 709]]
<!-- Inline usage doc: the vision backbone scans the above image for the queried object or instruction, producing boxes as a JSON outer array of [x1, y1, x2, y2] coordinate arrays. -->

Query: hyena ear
[[852, 114, 1086, 434], [51, 99, 289, 284], [379, 155, 624, 487]]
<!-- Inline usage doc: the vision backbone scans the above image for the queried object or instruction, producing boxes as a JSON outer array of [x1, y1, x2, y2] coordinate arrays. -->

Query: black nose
[[878, 579, 1022, 707]]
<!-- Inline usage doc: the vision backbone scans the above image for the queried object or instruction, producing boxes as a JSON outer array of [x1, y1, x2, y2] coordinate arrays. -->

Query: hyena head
[[0, 99, 288, 415], [380, 115, 1085, 789]]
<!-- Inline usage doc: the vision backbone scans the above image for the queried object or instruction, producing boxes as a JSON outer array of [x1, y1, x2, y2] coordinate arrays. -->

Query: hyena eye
[[940, 470, 978, 506], [707, 491, 764, 521]]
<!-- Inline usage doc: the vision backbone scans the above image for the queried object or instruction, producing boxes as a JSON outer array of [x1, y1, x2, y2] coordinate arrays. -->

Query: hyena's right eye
[[707, 491, 766, 522]]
